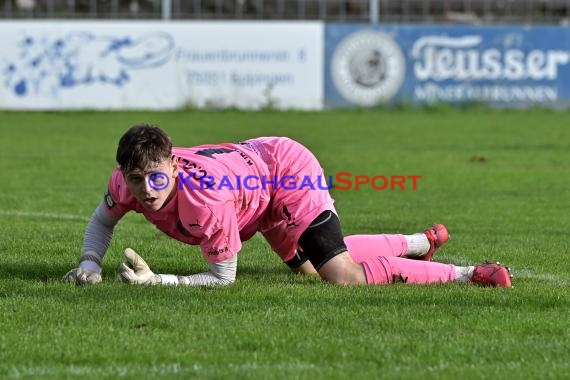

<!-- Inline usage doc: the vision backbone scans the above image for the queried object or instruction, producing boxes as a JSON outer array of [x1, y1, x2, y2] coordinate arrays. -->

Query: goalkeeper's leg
[[344, 223, 449, 262], [298, 210, 468, 285]]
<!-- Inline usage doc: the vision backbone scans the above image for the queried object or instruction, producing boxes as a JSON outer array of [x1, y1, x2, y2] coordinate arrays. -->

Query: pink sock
[[361, 256, 456, 284], [344, 234, 408, 263]]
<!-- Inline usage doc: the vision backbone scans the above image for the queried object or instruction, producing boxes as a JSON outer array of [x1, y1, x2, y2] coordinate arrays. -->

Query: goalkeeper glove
[[64, 254, 102, 285], [117, 248, 161, 285]]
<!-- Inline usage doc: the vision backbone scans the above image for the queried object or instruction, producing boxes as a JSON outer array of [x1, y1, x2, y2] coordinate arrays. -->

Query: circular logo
[[105, 194, 114, 208], [331, 30, 405, 106], [148, 172, 170, 190]]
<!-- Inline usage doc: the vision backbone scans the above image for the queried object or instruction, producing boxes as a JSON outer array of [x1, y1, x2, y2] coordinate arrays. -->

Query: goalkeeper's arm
[[117, 248, 237, 286], [64, 202, 118, 284], [161, 255, 237, 286]]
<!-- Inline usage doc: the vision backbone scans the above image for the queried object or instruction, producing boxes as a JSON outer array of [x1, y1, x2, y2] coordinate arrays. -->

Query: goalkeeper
[[65, 124, 512, 287]]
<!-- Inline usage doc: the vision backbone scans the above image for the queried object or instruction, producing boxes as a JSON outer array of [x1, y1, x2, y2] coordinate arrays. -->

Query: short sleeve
[[199, 203, 242, 264], [102, 169, 133, 220]]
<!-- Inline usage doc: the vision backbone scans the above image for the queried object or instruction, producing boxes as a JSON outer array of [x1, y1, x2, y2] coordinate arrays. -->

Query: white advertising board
[[0, 21, 323, 110]]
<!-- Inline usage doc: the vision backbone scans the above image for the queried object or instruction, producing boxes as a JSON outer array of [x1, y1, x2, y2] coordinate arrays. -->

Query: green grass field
[[0, 108, 568, 379]]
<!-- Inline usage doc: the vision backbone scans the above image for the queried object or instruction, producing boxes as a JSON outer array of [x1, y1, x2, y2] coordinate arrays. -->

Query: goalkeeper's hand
[[64, 266, 102, 285], [117, 248, 161, 285]]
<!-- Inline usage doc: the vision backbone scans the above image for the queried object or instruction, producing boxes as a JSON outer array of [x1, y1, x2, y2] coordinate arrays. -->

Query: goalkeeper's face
[[123, 157, 179, 212]]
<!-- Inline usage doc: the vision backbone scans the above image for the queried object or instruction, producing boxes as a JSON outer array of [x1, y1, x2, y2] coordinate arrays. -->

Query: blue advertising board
[[325, 25, 570, 108]]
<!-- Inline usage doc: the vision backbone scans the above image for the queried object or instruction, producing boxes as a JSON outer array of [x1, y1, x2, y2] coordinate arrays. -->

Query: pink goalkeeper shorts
[[245, 137, 337, 262]]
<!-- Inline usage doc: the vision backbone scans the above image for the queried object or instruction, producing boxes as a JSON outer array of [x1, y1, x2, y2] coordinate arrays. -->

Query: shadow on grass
[[0, 260, 294, 284], [0, 262, 75, 282]]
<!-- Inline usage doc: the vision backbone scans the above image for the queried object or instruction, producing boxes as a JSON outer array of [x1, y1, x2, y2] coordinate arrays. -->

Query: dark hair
[[116, 124, 172, 173]]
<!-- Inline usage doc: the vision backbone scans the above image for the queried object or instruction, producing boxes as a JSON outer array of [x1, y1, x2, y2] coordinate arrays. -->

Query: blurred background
[[2, 1, 570, 110], [2, 0, 570, 24]]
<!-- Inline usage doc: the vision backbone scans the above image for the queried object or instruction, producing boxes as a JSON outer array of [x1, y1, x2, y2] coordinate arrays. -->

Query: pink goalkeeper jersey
[[103, 142, 272, 263]]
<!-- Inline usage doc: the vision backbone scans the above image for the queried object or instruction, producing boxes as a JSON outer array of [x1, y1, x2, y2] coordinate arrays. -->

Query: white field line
[[0, 209, 89, 222], [5, 362, 319, 378], [6, 361, 568, 378], [6, 364, 184, 378], [512, 269, 570, 286], [441, 255, 569, 286]]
